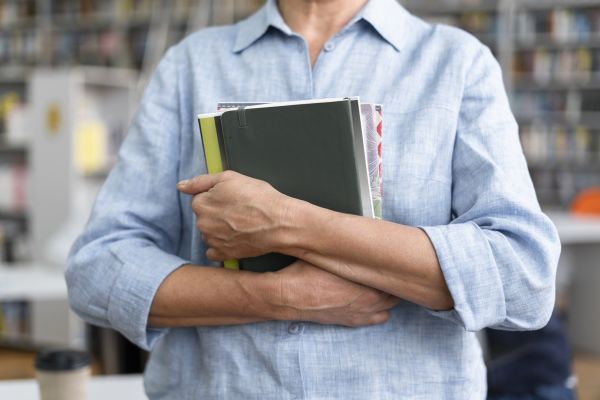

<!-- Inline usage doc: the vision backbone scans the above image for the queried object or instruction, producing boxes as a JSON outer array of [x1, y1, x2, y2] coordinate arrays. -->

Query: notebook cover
[[219, 99, 365, 272]]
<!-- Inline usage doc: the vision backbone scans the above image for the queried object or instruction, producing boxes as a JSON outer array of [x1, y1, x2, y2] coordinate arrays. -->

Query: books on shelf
[[0, 163, 27, 213], [514, 47, 599, 84], [513, 90, 582, 118], [0, 1, 36, 26], [0, 91, 23, 136], [0, 301, 30, 340], [520, 121, 595, 164], [418, 12, 498, 36], [516, 7, 600, 44], [0, 0, 266, 70], [199, 98, 382, 273]]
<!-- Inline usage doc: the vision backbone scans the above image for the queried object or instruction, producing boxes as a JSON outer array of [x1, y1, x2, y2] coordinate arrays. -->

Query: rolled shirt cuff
[[107, 240, 188, 350], [418, 223, 506, 332]]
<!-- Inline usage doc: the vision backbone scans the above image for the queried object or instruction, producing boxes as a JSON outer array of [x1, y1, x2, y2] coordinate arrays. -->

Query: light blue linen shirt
[[66, 0, 561, 398]]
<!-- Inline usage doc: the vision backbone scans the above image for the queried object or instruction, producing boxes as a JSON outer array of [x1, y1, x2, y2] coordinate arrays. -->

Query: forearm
[[281, 200, 453, 311], [149, 265, 282, 327]]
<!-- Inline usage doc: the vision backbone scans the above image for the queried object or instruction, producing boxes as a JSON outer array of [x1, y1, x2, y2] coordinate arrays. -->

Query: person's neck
[[277, 0, 368, 65]]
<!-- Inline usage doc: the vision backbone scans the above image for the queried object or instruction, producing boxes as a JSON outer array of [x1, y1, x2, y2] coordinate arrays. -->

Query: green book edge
[[198, 115, 240, 271]]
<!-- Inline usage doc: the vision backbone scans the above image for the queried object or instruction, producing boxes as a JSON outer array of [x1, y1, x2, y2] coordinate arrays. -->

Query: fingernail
[[177, 179, 190, 187]]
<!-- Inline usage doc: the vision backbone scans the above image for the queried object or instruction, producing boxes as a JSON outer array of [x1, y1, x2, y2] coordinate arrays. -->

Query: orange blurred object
[[571, 188, 600, 216]]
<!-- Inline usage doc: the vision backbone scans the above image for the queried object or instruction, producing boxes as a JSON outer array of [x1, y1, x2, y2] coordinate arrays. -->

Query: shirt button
[[324, 41, 335, 52], [288, 322, 303, 334]]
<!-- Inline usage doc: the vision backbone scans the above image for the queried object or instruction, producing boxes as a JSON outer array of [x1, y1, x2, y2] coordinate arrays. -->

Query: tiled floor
[[0, 348, 599, 398]]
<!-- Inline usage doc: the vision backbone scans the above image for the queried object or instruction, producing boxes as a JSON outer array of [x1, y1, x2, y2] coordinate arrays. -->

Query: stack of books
[[198, 98, 383, 272]]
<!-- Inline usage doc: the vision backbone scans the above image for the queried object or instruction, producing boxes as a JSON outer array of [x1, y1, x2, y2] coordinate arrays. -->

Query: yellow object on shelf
[[74, 120, 108, 175], [45, 103, 62, 136]]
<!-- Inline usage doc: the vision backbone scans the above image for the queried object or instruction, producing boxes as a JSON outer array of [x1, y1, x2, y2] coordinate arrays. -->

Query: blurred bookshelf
[[0, 0, 265, 258], [403, 0, 600, 208], [0, 0, 269, 373], [0, 0, 266, 362], [0, 0, 264, 71]]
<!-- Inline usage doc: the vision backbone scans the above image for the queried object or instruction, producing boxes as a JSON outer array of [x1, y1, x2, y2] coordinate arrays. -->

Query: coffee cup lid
[[35, 350, 91, 372]]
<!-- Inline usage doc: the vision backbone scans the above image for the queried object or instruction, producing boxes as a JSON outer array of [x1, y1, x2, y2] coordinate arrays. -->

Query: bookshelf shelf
[[477, 34, 498, 47], [515, 37, 600, 51], [0, 145, 27, 160], [402, 1, 498, 15], [0, 68, 29, 83], [529, 161, 600, 170], [0, 210, 27, 223], [518, 0, 600, 11], [0, 19, 39, 31], [44, 11, 195, 31], [516, 111, 600, 124], [514, 80, 600, 91]]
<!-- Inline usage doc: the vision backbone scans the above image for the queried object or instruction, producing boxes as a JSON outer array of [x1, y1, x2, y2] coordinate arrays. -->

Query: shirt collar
[[232, 0, 410, 53], [360, 0, 410, 52], [232, 0, 289, 53]]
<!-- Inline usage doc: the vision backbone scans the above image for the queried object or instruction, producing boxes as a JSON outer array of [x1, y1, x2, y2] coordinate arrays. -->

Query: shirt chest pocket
[[380, 106, 457, 226]]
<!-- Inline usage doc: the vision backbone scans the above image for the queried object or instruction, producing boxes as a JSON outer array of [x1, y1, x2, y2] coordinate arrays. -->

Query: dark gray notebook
[[219, 98, 372, 272]]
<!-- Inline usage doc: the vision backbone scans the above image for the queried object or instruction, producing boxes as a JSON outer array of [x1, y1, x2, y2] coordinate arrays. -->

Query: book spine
[[198, 116, 239, 270]]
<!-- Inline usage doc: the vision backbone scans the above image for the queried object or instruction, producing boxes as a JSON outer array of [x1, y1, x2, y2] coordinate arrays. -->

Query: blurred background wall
[[0, 0, 599, 398]]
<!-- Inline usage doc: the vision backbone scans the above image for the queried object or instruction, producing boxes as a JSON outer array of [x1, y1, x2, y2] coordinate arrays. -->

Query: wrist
[[239, 270, 298, 321], [274, 196, 325, 258]]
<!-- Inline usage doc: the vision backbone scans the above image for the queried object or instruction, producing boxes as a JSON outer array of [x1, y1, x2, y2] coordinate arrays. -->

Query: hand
[[271, 260, 400, 327], [177, 171, 295, 260]]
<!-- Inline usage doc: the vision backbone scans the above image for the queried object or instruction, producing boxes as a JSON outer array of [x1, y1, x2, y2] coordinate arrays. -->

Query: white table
[[547, 211, 600, 245], [548, 212, 600, 354], [0, 263, 67, 301], [0, 375, 146, 399], [0, 263, 82, 348]]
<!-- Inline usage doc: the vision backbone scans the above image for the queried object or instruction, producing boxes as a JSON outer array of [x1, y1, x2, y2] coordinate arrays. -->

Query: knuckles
[[221, 170, 239, 180], [195, 217, 209, 232], [191, 193, 210, 211]]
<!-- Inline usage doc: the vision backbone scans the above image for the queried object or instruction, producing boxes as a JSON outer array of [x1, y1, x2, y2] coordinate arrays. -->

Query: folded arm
[[179, 174, 451, 311], [280, 201, 453, 311], [149, 261, 399, 328]]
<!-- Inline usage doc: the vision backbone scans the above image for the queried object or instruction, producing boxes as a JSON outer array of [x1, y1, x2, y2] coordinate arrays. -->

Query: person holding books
[[66, 0, 561, 398]]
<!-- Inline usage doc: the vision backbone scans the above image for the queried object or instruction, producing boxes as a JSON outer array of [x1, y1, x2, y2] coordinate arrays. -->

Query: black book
[[199, 98, 373, 272]]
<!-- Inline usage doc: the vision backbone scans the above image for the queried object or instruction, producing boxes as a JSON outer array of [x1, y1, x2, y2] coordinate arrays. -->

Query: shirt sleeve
[[65, 46, 188, 350], [419, 45, 561, 332]]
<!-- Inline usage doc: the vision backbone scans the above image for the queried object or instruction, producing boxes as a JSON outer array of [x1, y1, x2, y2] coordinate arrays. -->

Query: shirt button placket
[[323, 41, 335, 52], [288, 322, 303, 335]]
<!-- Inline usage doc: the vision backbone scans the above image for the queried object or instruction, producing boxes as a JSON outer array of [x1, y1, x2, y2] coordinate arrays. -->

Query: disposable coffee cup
[[35, 349, 91, 400]]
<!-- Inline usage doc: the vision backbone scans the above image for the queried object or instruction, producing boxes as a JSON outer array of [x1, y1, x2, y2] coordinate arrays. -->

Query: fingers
[[191, 191, 208, 211], [355, 310, 391, 326], [367, 311, 390, 325], [206, 248, 226, 261], [380, 295, 402, 310], [177, 174, 217, 195], [177, 171, 238, 195], [344, 311, 390, 327]]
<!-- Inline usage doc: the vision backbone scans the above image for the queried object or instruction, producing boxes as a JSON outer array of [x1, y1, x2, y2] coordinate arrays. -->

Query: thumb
[[177, 173, 223, 194]]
